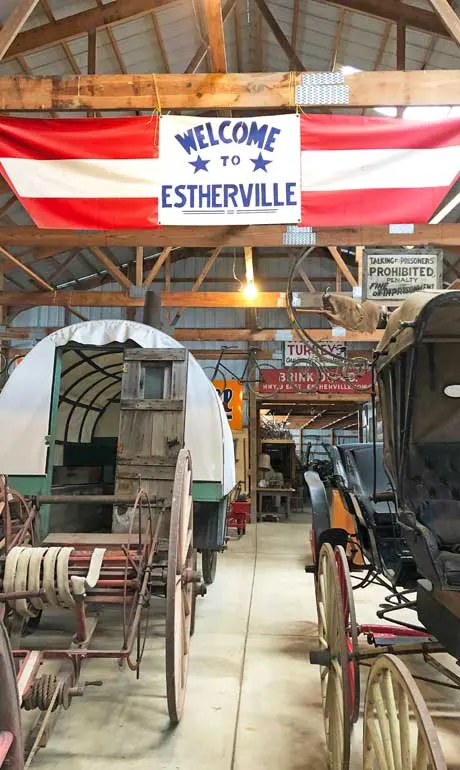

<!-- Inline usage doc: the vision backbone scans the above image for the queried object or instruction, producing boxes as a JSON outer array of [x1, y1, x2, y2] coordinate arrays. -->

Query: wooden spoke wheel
[[0, 619, 23, 770], [363, 654, 446, 770], [335, 545, 360, 724], [316, 543, 352, 770], [166, 449, 194, 725], [201, 549, 217, 585]]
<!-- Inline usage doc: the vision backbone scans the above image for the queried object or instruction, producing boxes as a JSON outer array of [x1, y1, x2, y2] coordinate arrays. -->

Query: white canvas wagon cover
[[0, 320, 235, 493]]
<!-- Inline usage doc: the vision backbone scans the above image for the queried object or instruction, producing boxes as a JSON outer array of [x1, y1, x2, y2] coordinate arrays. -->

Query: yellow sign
[[213, 380, 243, 431]]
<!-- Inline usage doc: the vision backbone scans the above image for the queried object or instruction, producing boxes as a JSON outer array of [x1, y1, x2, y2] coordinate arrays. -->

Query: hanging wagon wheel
[[201, 549, 217, 585], [166, 449, 194, 725], [335, 545, 360, 724], [0, 619, 24, 770], [316, 542, 352, 770], [363, 654, 447, 770]]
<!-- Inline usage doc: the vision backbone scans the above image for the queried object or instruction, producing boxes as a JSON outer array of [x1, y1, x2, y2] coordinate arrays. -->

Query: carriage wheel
[[335, 545, 360, 724], [0, 620, 23, 770], [363, 654, 446, 770], [166, 449, 194, 725], [201, 549, 217, 585], [316, 543, 352, 770]]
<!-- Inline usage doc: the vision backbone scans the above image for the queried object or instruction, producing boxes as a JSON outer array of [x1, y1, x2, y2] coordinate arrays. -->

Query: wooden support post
[[143, 247, 172, 288], [248, 351, 259, 524], [136, 246, 143, 287], [204, 0, 227, 72], [87, 29, 96, 117], [396, 23, 406, 116], [355, 246, 364, 291]]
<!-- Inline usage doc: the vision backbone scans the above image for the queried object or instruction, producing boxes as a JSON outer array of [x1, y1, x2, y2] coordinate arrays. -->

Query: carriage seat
[[338, 444, 395, 528], [404, 444, 460, 588]]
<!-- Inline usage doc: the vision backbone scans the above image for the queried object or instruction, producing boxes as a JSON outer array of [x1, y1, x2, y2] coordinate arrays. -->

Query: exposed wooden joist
[[90, 246, 134, 290], [290, 0, 301, 69], [253, 0, 304, 69], [4, 223, 460, 248], [0, 0, 40, 60], [5, 0, 176, 60], [330, 8, 346, 70], [0, 291, 140, 307], [397, 22, 406, 69], [3, 70, 460, 111], [204, 0, 227, 72], [322, 0, 451, 38], [427, 0, 460, 46], [174, 327, 382, 342], [328, 247, 358, 287], [150, 10, 170, 72], [136, 246, 143, 287]]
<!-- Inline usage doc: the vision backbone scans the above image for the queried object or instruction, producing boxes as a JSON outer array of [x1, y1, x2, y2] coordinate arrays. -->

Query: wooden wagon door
[[115, 348, 188, 509]]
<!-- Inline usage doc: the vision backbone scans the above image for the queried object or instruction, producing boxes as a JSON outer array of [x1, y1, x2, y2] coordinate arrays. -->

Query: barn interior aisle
[[30, 518, 325, 770]]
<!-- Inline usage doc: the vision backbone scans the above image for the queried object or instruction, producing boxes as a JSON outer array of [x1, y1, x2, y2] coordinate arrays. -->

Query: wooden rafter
[[174, 328, 382, 342], [6, 0, 176, 60], [94, 0, 128, 73], [48, 250, 81, 284], [253, 0, 304, 69], [328, 248, 358, 287], [143, 247, 172, 288], [330, 8, 346, 70], [234, 0, 242, 71], [427, 0, 460, 46], [90, 247, 134, 289], [150, 11, 170, 72], [321, 0, 452, 38], [291, 0, 301, 69], [0, 246, 54, 291], [204, 0, 227, 73], [39, 0, 80, 74], [172, 246, 222, 324], [0, 0, 40, 60], [0, 291, 138, 307], [4, 223, 460, 248], [5, 70, 460, 110], [135, 246, 143, 287]]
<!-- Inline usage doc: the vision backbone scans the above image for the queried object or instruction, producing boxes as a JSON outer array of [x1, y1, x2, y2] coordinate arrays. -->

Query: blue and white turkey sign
[[158, 114, 301, 225]]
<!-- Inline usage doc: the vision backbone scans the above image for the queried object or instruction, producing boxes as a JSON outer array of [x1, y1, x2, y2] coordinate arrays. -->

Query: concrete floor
[[29, 514, 460, 769]]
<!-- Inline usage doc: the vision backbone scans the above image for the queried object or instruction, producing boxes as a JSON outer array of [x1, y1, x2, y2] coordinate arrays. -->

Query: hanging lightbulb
[[243, 281, 258, 300]]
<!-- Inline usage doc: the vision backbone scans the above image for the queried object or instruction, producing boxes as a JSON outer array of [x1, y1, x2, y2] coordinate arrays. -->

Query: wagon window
[[444, 384, 460, 398], [144, 365, 165, 399]]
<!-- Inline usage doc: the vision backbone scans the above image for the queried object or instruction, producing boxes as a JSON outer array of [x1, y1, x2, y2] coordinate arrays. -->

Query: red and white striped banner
[[1, 113, 460, 229]]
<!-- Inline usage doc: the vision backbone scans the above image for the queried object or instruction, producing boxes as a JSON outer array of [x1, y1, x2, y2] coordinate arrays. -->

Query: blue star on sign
[[251, 152, 272, 172], [189, 154, 210, 173]]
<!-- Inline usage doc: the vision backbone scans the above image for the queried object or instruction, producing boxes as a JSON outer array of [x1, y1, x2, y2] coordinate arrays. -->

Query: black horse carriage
[[308, 290, 460, 770]]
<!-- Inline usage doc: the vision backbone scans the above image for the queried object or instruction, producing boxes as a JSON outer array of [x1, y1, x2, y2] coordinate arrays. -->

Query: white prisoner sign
[[158, 114, 301, 225], [362, 248, 443, 301], [283, 341, 346, 366]]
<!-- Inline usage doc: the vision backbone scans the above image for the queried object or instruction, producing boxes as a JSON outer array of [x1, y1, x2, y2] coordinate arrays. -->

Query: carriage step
[[372, 634, 434, 647]]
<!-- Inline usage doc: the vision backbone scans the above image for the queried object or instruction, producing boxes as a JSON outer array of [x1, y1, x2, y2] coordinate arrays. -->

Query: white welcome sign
[[158, 114, 301, 225]]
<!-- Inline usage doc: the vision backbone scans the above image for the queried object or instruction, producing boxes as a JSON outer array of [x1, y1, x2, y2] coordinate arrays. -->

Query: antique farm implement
[[306, 290, 460, 769], [0, 322, 235, 770]]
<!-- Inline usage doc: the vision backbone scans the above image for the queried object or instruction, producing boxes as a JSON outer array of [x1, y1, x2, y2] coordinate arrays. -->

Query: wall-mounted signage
[[158, 114, 301, 226], [362, 248, 443, 302], [283, 341, 346, 367], [213, 380, 243, 430], [259, 367, 371, 395]]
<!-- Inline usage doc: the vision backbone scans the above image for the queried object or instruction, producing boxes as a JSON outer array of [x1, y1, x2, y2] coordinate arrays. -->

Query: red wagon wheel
[[316, 543, 353, 770], [165, 449, 194, 725]]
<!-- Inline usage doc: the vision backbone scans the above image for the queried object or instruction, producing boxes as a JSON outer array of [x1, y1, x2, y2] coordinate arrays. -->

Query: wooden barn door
[[115, 348, 188, 512]]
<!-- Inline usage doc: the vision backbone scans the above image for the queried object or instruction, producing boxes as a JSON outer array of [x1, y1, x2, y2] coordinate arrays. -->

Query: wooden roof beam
[[427, 0, 460, 46], [90, 246, 134, 290], [4, 223, 460, 248], [4, 70, 460, 111], [5, 0, 176, 60], [171, 246, 222, 325], [321, 0, 451, 38], [0, 290, 140, 307], [0, 0, 40, 60], [328, 247, 358, 288]]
